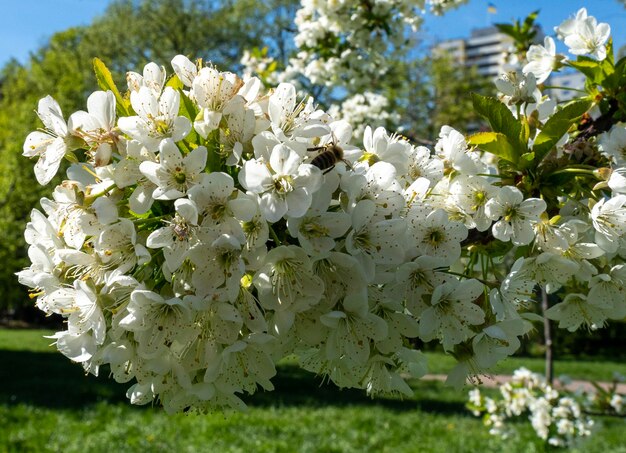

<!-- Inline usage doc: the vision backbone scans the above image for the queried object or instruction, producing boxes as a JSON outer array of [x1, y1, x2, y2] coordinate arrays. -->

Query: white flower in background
[[598, 125, 626, 166], [239, 143, 322, 223], [591, 195, 626, 253], [126, 62, 166, 95], [23, 96, 70, 185], [523, 37, 563, 84], [327, 92, 401, 140], [545, 293, 610, 331], [68, 90, 117, 166], [562, 12, 610, 60], [610, 394, 624, 413], [469, 367, 593, 447], [495, 70, 538, 105], [146, 198, 199, 271], [140, 139, 207, 200], [485, 186, 546, 246], [118, 86, 191, 149], [587, 265, 626, 320]]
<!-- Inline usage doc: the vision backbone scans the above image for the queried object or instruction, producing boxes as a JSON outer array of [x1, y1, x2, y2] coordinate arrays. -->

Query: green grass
[[1, 329, 626, 453], [423, 351, 626, 382]]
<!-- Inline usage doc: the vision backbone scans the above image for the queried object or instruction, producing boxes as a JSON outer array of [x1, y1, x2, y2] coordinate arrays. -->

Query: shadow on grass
[[246, 364, 469, 415], [1, 350, 468, 416], [1, 350, 129, 408]]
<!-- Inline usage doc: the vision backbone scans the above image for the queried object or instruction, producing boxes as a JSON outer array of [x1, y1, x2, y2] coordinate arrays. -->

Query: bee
[[307, 137, 353, 174]]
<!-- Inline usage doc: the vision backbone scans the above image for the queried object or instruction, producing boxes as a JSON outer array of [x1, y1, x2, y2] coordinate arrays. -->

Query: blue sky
[[1, 0, 625, 67]]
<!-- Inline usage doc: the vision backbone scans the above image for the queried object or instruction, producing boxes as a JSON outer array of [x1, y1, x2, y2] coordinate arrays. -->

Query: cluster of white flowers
[[582, 372, 626, 417], [468, 368, 594, 447], [327, 92, 401, 140], [240, 48, 280, 86], [285, 0, 466, 88], [20, 53, 551, 411], [19, 7, 626, 413], [521, 8, 610, 85]]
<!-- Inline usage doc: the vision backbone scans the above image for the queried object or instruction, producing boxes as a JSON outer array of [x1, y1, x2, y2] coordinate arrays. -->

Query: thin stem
[[443, 270, 492, 287], [548, 168, 599, 178], [541, 287, 554, 385], [542, 85, 588, 94], [269, 225, 282, 245], [133, 215, 169, 225]]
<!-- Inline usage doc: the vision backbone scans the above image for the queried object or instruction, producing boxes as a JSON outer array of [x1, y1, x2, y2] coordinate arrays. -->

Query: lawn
[[1, 329, 625, 453]]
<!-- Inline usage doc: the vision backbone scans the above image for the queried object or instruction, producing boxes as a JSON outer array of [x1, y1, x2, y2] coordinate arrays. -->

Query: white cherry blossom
[[485, 186, 546, 246], [23, 96, 70, 185], [118, 86, 191, 148]]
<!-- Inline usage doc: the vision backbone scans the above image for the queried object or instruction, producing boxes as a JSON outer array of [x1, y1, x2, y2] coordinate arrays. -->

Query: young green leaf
[[471, 93, 526, 159], [178, 88, 199, 144], [532, 99, 592, 165], [468, 131, 518, 164], [93, 58, 130, 117]]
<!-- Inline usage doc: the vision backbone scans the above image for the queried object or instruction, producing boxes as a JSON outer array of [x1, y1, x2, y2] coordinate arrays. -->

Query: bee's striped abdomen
[[311, 150, 338, 171]]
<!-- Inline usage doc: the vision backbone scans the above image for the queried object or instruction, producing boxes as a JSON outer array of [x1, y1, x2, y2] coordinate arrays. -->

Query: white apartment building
[[435, 25, 548, 78], [546, 72, 586, 102], [434, 26, 515, 79]]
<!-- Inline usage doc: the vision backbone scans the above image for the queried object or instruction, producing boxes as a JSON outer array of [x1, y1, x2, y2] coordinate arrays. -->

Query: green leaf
[[177, 89, 199, 144], [92, 58, 130, 117], [468, 132, 518, 164], [165, 74, 184, 90], [533, 99, 592, 165], [569, 58, 603, 85], [471, 93, 525, 159]]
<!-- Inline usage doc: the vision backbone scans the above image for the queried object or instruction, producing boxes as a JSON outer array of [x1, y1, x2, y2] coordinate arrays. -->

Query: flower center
[[504, 206, 519, 222], [273, 175, 294, 194], [173, 168, 187, 185], [359, 152, 380, 166], [426, 228, 444, 245], [301, 220, 329, 238]]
